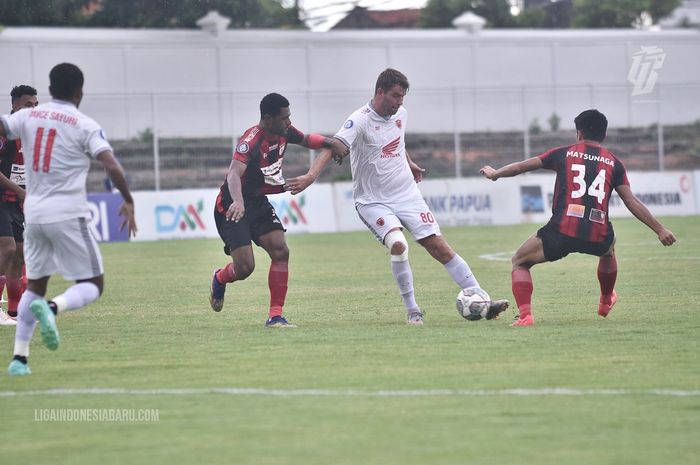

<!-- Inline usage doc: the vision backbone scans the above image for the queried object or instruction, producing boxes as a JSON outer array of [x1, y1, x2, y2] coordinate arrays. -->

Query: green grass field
[[1, 216, 699, 465]]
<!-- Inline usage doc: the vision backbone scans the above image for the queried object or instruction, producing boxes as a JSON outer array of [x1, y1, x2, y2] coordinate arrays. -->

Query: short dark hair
[[49, 63, 84, 100], [375, 68, 409, 94], [574, 109, 608, 142], [260, 93, 290, 119], [10, 85, 37, 104]]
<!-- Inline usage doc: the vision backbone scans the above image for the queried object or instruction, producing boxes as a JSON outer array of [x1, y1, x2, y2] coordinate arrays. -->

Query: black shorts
[[214, 196, 285, 255], [0, 202, 24, 242], [537, 222, 614, 262]]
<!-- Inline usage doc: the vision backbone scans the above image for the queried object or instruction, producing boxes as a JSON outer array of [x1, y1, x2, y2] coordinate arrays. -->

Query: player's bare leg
[[597, 245, 618, 317], [258, 230, 295, 327], [5, 241, 25, 320], [419, 234, 508, 320], [0, 236, 16, 325], [511, 234, 547, 327], [210, 245, 254, 312]]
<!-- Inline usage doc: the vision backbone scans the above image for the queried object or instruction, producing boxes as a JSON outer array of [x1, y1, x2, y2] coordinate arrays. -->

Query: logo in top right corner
[[627, 46, 665, 97]]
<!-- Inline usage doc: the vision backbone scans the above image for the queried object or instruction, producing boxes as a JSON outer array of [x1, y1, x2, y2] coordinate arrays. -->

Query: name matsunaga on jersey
[[566, 150, 614, 167]]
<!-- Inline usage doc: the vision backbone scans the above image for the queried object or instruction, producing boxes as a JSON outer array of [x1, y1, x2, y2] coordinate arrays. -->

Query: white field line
[[1, 387, 699, 397], [479, 252, 513, 262]]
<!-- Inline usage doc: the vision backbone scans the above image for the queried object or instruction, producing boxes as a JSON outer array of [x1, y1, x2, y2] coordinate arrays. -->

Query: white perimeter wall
[[1, 27, 699, 138], [129, 170, 698, 242]]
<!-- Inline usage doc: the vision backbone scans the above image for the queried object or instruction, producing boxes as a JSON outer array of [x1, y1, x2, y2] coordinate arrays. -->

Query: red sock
[[6, 277, 22, 317], [597, 255, 617, 304], [216, 263, 238, 284], [268, 261, 288, 318], [512, 268, 533, 318]]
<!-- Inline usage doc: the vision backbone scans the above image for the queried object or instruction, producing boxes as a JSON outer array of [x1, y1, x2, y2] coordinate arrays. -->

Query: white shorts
[[24, 218, 104, 281], [356, 194, 441, 245]]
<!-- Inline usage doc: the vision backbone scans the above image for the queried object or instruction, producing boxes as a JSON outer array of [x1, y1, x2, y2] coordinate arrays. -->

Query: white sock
[[444, 254, 479, 289], [52, 282, 100, 313], [391, 258, 419, 314], [14, 290, 41, 357]]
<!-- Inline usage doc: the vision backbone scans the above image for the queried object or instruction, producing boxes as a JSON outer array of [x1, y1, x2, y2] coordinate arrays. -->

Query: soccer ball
[[456, 287, 491, 321]]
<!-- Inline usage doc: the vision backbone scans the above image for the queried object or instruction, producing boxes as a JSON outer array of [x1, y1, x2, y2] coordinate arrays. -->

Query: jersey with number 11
[[538, 142, 629, 243], [0, 100, 111, 224]]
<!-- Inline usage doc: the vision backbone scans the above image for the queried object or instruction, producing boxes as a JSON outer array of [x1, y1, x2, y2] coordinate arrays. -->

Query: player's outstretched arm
[[328, 137, 349, 164], [299, 134, 336, 151], [285, 149, 333, 195], [97, 150, 137, 237], [285, 137, 349, 195], [617, 184, 676, 246], [480, 157, 543, 181]]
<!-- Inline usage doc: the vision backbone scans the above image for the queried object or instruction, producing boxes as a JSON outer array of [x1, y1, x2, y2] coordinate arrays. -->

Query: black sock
[[48, 301, 58, 315], [13, 355, 28, 365]]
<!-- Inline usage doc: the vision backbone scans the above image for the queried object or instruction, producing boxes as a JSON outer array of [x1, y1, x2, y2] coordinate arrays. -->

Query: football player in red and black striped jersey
[[210, 93, 342, 327], [480, 109, 676, 326], [0, 85, 37, 325]]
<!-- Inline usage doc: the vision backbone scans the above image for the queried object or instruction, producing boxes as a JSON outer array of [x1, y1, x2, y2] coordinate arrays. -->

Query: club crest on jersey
[[381, 137, 401, 157], [344, 120, 353, 129], [376, 217, 385, 227], [237, 142, 249, 154], [396, 119, 402, 129]]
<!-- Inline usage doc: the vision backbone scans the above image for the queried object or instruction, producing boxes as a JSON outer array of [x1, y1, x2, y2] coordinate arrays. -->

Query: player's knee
[[235, 261, 255, 280], [270, 244, 289, 262], [511, 253, 528, 269], [0, 240, 17, 261], [384, 230, 409, 262]]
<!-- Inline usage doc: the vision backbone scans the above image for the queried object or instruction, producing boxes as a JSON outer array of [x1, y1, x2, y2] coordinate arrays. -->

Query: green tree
[[572, 0, 680, 28], [0, 0, 303, 29], [0, 0, 90, 26], [421, 0, 516, 28], [89, 0, 302, 29], [518, 0, 574, 28], [515, 6, 547, 27]]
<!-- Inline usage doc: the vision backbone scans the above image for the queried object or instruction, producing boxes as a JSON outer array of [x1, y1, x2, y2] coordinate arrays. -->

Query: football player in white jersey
[[0, 63, 137, 376], [286, 68, 508, 325]]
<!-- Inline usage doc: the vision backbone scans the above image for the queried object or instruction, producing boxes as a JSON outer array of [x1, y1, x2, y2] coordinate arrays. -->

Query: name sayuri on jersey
[[566, 150, 614, 167], [29, 110, 78, 126]]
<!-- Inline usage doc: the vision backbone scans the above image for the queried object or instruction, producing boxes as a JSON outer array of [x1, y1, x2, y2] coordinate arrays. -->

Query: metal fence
[[85, 83, 700, 192]]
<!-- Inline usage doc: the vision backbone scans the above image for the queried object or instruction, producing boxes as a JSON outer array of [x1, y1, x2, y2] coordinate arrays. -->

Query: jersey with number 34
[[0, 100, 111, 224], [538, 142, 629, 243]]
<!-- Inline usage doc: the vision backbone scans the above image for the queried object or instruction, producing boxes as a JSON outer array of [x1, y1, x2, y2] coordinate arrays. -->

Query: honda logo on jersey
[[381, 137, 401, 158]]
